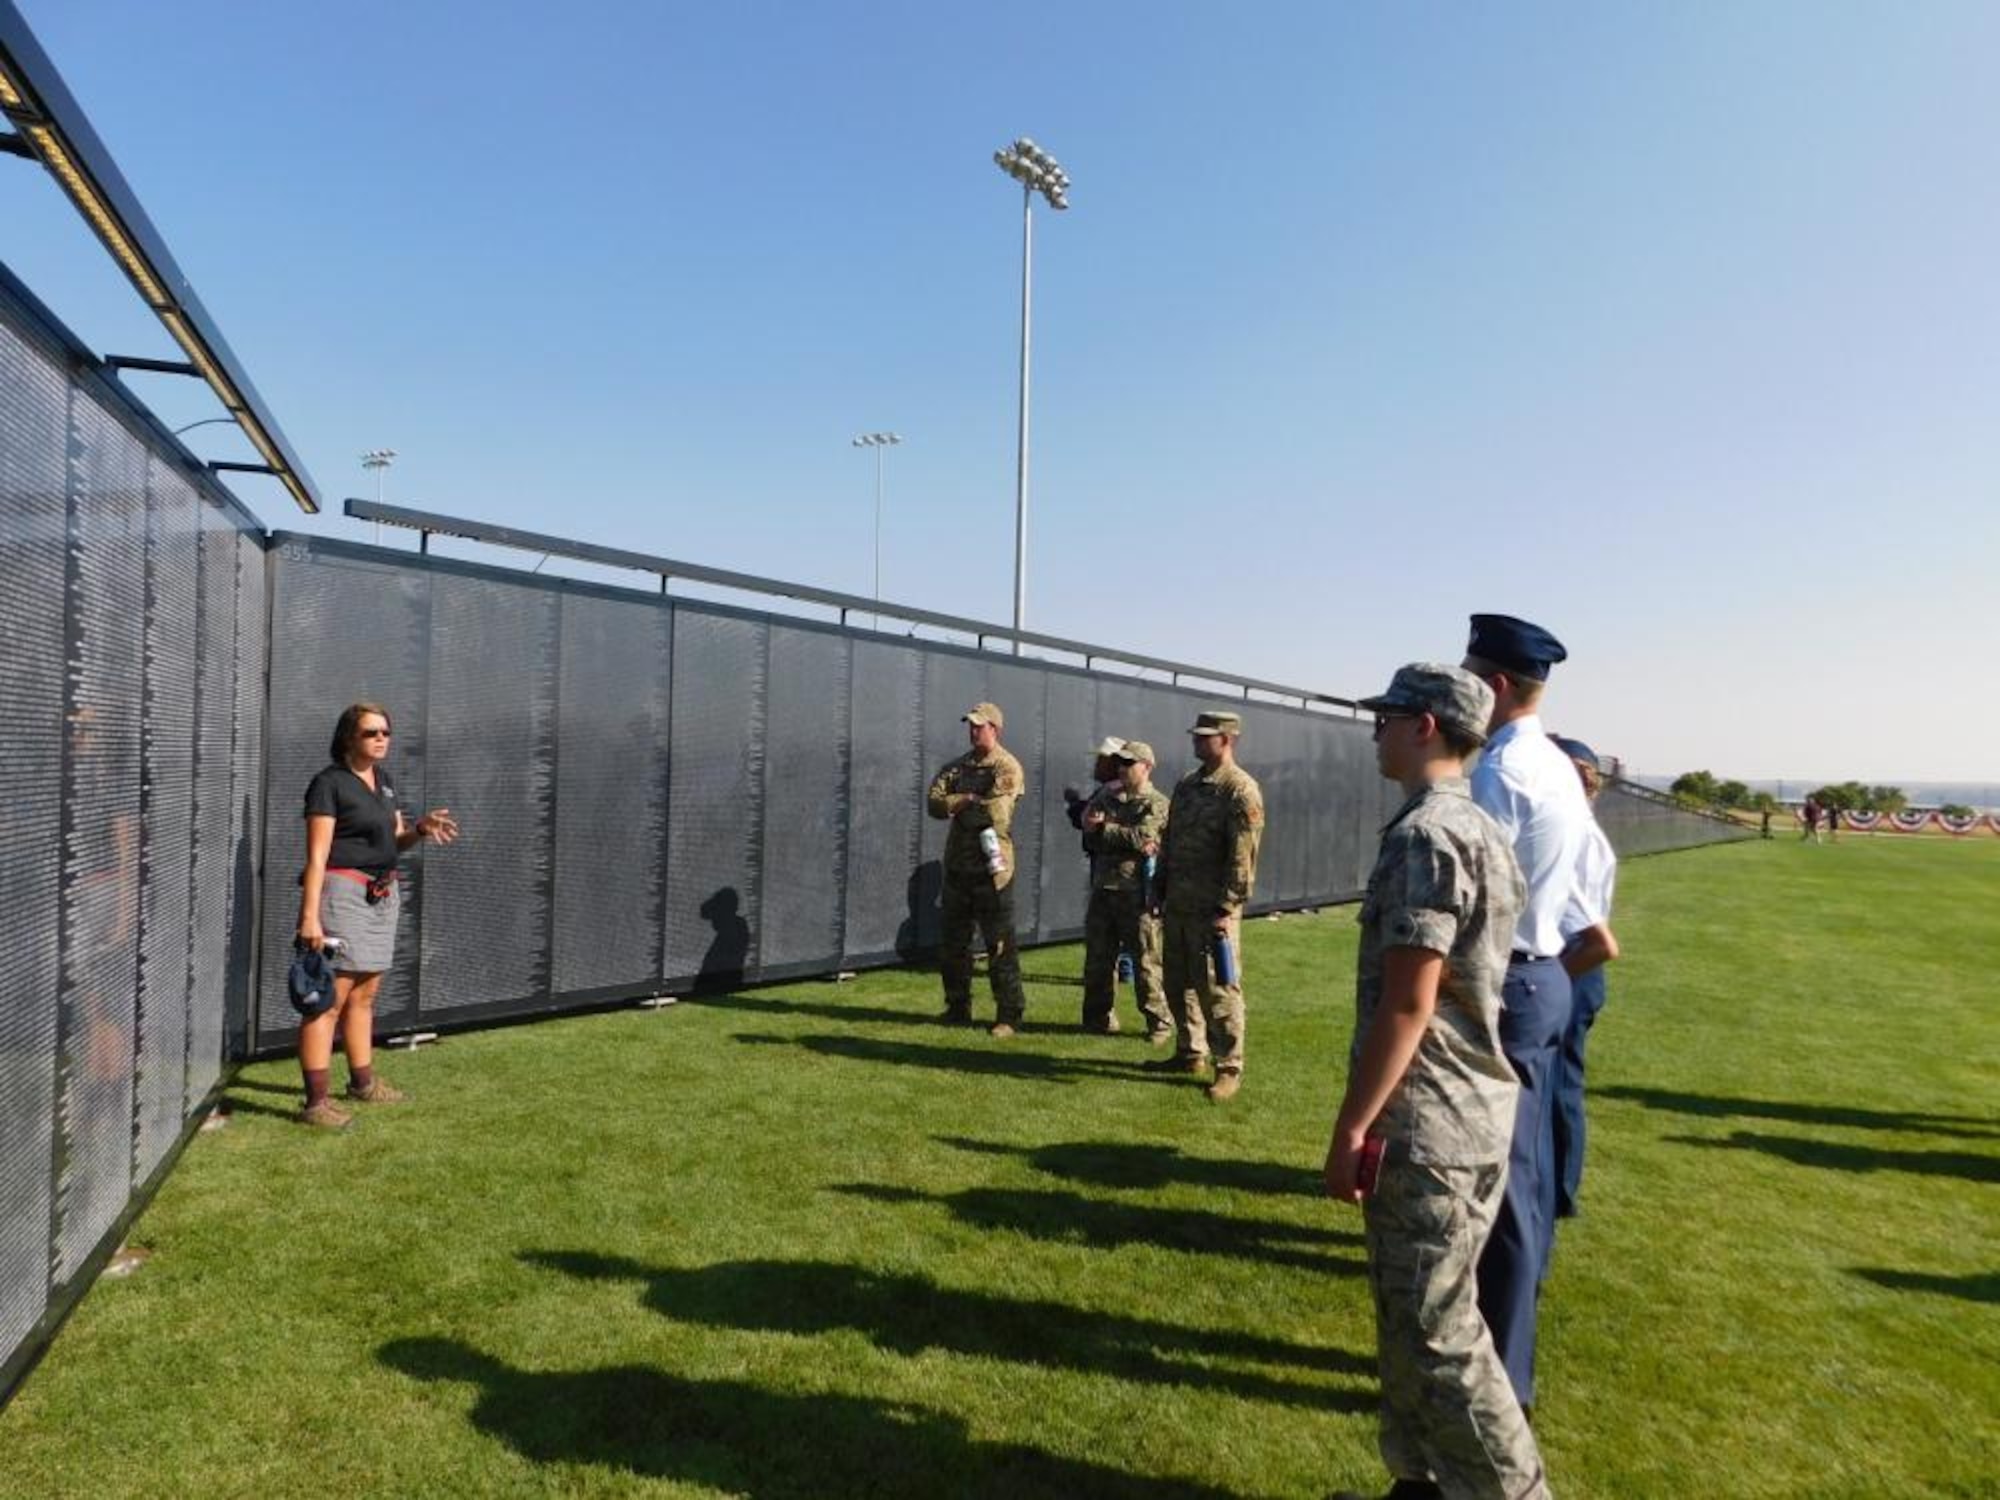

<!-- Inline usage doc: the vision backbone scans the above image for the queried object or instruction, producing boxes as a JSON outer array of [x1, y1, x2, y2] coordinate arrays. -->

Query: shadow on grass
[[1600, 1085, 2000, 1141], [1664, 1131, 2000, 1185], [732, 1032, 1188, 1088], [379, 1337, 1250, 1499], [938, 1137, 1320, 1199], [1850, 1267, 2000, 1304], [522, 1251, 1371, 1409], [1018, 969, 1086, 989], [683, 992, 939, 1028], [833, 1184, 1363, 1273]]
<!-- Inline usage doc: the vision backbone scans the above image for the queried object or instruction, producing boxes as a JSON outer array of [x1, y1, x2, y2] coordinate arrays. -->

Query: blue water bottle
[[1212, 929, 1238, 986], [1140, 853, 1157, 908], [1117, 951, 1134, 984]]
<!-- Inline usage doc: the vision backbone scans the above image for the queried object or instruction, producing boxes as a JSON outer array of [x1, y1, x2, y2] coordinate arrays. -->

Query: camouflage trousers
[[1160, 908, 1243, 1072], [939, 876, 1025, 1024], [1081, 888, 1169, 1034], [1364, 1153, 1550, 1500]]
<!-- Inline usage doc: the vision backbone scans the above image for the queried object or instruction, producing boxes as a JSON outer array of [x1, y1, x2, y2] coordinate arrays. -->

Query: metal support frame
[[105, 354, 199, 376], [343, 497, 1357, 713]]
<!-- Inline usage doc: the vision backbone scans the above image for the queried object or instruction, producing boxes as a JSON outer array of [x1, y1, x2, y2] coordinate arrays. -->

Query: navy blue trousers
[[1552, 966, 1609, 1223], [1476, 955, 1573, 1408]]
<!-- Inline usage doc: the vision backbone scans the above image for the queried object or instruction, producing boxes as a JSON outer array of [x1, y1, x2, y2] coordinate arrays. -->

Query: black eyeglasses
[[358, 728, 392, 739], [1371, 712, 1418, 738]]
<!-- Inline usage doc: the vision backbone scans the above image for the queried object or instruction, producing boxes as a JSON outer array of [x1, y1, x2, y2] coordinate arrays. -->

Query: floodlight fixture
[[0, 2, 321, 512], [851, 431, 904, 609]]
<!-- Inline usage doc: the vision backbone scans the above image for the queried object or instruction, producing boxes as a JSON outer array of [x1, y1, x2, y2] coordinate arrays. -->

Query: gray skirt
[[319, 873, 401, 973]]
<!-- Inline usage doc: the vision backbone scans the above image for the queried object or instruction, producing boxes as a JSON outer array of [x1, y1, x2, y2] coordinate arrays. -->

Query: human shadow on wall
[[1663, 1131, 2000, 1186], [937, 1137, 1321, 1200], [1850, 1267, 2000, 1304], [695, 887, 752, 992], [1600, 1085, 1999, 1141], [377, 1336, 1245, 1499], [521, 1251, 1371, 1406], [893, 860, 942, 963], [831, 1183, 1363, 1274]]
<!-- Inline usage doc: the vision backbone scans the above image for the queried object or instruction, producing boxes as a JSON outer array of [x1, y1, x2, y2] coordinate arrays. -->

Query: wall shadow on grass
[[1664, 1131, 2000, 1185], [834, 1184, 1363, 1274], [379, 1336, 1247, 1499], [1600, 1085, 1999, 1141], [521, 1251, 1371, 1410], [731, 1032, 1188, 1088], [684, 992, 939, 1028], [1850, 1267, 2000, 1304], [938, 1136, 1321, 1199]]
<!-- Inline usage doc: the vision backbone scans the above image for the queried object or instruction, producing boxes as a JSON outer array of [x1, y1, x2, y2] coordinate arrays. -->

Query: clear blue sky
[[6, 1, 1997, 784]]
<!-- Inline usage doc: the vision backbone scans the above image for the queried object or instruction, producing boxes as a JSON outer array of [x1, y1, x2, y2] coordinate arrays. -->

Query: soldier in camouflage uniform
[[1079, 740, 1172, 1040], [1325, 664, 1549, 1500], [925, 702, 1028, 1036], [1149, 710, 1263, 1102]]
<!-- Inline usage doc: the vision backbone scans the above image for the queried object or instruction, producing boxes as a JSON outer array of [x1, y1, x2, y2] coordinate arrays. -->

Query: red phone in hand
[[1356, 1136, 1386, 1198]]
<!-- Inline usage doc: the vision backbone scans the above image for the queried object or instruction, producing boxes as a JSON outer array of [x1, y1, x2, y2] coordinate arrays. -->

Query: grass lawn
[[1, 835, 1994, 1498]]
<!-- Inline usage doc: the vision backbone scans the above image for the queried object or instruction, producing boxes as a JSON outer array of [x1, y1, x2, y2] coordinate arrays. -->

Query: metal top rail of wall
[[344, 499, 1361, 715]]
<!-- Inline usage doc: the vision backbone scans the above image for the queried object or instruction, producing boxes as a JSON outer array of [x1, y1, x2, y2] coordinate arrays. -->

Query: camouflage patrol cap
[[963, 702, 1004, 730], [1093, 736, 1126, 756], [1117, 740, 1157, 765], [1188, 711, 1242, 738], [1358, 663, 1494, 745]]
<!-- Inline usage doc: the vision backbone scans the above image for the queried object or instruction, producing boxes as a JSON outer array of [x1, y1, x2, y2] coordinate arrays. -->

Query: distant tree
[[1747, 791, 1780, 814], [1671, 770, 1721, 806], [1940, 802, 1976, 819], [1868, 785, 1908, 814], [1715, 780, 1750, 808], [1812, 782, 1865, 812]]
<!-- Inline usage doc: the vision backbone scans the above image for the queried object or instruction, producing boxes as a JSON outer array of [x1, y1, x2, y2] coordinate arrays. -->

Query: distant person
[[1825, 803, 1840, 841], [1548, 737, 1619, 1227], [296, 703, 459, 1128], [925, 703, 1027, 1036], [1149, 711, 1263, 1102], [1461, 613, 1590, 1416], [1064, 737, 1126, 836], [1079, 741, 1172, 1041], [1324, 663, 1548, 1500], [1801, 798, 1821, 842]]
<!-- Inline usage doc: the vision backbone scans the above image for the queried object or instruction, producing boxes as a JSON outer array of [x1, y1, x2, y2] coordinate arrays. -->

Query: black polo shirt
[[304, 764, 400, 875]]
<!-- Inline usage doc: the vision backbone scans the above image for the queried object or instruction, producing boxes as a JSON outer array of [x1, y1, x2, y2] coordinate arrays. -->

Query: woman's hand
[[417, 809, 459, 844], [297, 914, 326, 951], [1323, 1126, 1368, 1203]]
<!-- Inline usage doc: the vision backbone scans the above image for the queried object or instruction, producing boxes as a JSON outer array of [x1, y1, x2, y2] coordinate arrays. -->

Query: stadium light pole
[[992, 137, 1069, 655], [851, 432, 902, 624], [362, 448, 395, 543]]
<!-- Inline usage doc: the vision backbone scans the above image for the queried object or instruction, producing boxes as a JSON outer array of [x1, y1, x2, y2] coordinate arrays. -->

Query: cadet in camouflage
[[925, 701, 1028, 1034], [1079, 740, 1172, 1039], [1150, 710, 1263, 1100], [1325, 663, 1549, 1500]]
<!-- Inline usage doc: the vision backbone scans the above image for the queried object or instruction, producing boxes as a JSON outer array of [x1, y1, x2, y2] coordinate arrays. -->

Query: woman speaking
[[296, 703, 458, 1128]]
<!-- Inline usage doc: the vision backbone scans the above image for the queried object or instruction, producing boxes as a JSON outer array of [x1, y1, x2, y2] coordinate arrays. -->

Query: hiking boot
[[346, 1077, 406, 1104], [1145, 1028, 1175, 1048], [1205, 1071, 1242, 1102], [298, 1098, 353, 1130], [1080, 1015, 1120, 1034], [939, 1008, 974, 1027], [988, 1022, 1017, 1039], [1144, 1052, 1210, 1075]]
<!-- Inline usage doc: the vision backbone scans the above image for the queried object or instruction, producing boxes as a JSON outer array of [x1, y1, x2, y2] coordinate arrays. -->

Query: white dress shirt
[[1469, 714, 1593, 958], [1560, 815, 1618, 941]]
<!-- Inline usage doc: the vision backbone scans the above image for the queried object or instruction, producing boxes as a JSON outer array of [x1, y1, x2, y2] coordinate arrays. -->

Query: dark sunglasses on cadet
[[1371, 712, 1420, 737]]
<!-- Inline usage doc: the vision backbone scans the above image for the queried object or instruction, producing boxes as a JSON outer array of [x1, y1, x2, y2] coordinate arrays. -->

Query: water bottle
[[1140, 853, 1157, 908], [1212, 930, 1238, 987], [978, 826, 1006, 876], [1117, 951, 1134, 984]]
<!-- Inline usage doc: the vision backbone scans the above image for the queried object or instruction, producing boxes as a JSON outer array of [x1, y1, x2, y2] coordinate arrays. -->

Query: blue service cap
[[1549, 735, 1600, 774], [287, 943, 338, 1019], [1466, 614, 1568, 681]]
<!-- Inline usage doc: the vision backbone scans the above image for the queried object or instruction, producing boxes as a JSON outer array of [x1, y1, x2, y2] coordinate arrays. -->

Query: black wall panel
[[760, 625, 850, 973], [0, 304, 70, 1365], [1034, 670, 1095, 942], [257, 544, 432, 1037], [132, 464, 198, 1184], [54, 393, 147, 1283], [217, 530, 265, 1078], [418, 575, 559, 1012], [552, 592, 670, 997], [181, 509, 238, 1145], [664, 609, 767, 986], [843, 639, 925, 961]]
